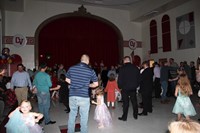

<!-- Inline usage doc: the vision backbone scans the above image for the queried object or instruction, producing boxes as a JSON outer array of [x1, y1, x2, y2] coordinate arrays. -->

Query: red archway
[[35, 6, 123, 70]]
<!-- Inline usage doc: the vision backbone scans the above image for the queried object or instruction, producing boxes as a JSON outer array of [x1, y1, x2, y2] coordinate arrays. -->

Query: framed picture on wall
[[176, 12, 195, 50]]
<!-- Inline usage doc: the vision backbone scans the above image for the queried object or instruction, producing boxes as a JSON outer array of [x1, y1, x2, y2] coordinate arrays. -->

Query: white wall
[[141, 0, 200, 64], [4, 0, 142, 69]]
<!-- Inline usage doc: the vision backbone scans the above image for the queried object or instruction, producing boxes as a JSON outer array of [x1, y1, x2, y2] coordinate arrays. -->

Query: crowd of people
[[0, 55, 200, 133]]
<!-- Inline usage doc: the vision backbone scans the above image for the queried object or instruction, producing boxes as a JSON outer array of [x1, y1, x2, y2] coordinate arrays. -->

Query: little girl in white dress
[[92, 88, 112, 129], [5, 100, 43, 133]]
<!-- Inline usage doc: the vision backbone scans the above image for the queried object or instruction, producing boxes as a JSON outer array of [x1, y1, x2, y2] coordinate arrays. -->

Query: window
[[150, 20, 158, 53], [162, 15, 171, 52]]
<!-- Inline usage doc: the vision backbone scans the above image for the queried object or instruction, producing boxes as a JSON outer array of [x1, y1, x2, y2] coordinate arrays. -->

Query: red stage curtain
[[38, 17, 119, 69]]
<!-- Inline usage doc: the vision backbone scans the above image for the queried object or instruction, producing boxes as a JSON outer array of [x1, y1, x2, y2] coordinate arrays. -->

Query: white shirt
[[153, 65, 160, 78]]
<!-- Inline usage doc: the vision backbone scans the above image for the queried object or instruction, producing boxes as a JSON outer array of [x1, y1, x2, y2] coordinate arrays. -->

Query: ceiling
[[36, 0, 144, 10], [0, 0, 192, 22]]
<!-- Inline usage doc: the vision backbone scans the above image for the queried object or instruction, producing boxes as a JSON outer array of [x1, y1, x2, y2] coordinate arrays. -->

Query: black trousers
[[60, 94, 70, 111], [121, 90, 138, 120], [141, 92, 152, 114], [154, 78, 161, 98]]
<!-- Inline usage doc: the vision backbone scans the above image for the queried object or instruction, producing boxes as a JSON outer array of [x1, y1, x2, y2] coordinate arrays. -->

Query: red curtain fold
[[38, 17, 119, 69]]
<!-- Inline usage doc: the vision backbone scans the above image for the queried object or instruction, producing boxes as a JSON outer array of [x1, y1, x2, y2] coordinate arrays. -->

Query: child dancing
[[104, 73, 121, 109], [50, 74, 70, 113], [172, 74, 196, 121], [5, 100, 43, 133], [92, 88, 112, 129]]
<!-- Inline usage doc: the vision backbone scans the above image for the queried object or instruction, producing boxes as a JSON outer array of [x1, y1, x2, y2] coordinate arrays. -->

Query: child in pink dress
[[104, 73, 121, 108], [92, 88, 112, 129]]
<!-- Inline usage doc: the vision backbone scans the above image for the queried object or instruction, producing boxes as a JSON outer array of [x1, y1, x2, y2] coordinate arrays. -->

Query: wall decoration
[[176, 12, 195, 49], [128, 39, 137, 50], [0, 47, 22, 76], [0, 48, 18, 65], [12, 34, 27, 47]]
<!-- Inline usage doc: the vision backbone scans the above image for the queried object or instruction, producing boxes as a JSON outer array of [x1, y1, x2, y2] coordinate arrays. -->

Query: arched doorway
[[35, 6, 123, 70]]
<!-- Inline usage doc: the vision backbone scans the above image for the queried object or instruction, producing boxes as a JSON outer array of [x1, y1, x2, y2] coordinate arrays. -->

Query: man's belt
[[15, 86, 26, 88]]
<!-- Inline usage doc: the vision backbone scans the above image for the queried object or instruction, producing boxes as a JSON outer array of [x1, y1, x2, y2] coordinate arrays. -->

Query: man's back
[[118, 63, 140, 91], [66, 62, 98, 98], [34, 71, 52, 92]]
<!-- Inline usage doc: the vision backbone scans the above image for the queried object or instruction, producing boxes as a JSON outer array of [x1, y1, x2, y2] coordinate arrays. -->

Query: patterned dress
[[172, 89, 196, 117], [94, 96, 112, 127]]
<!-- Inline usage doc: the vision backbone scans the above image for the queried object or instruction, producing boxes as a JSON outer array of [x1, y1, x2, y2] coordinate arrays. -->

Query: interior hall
[[0, 0, 200, 133]]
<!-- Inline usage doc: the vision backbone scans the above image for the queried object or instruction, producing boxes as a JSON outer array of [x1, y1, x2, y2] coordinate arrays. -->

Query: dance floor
[[1, 95, 199, 133], [42, 95, 200, 133]]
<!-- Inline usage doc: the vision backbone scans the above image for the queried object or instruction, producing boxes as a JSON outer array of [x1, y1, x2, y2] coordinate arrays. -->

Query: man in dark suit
[[118, 56, 140, 121], [138, 61, 153, 116]]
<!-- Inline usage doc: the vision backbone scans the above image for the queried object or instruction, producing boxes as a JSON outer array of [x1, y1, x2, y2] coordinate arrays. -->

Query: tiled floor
[[31, 95, 200, 133]]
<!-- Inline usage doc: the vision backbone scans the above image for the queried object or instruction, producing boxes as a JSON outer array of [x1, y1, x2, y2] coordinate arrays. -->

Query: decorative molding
[[73, 5, 91, 15], [3, 36, 141, 48], [123, 40, 142, 48], [3, 36, 35, 45]]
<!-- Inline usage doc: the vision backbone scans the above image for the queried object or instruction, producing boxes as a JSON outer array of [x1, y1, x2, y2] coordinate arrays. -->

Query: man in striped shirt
[[66, 54, 98, 133]]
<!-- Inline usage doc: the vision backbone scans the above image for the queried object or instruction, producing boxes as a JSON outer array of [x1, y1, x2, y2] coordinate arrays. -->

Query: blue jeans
[[37, 92, 50, 123], [68, 96, 90, 133], [161, 81, 168, 100]]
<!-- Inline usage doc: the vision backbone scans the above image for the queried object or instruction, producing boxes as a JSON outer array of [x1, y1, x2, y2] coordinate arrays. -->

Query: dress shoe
[[138, 112, 148, 116], [45, 121, 56, 125], [133, 114, 138, 119], [64, 109, 70, 113], [118, 117, 127, 121]]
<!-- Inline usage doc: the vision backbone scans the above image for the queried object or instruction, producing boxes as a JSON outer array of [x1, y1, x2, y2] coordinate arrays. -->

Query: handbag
[[115, 90, 121, 101]]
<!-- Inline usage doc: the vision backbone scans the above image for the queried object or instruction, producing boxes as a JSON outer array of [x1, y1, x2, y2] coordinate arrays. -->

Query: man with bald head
[[65, 54, 98, 133]]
